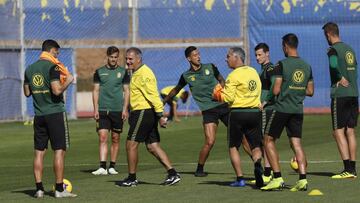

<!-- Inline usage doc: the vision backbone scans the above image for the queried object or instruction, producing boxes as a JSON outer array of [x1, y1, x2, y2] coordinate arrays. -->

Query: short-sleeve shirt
[[273, 56, 313, 114], [327, 42, 358, 98], [24, 60, 65, 116], [259, 62, 276, 109], [176, 63, 223, 111], [93, 65, 130, 112]]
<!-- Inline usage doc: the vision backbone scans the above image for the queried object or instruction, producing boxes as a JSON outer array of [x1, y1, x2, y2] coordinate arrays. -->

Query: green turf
[[0, 115, 359, 202]]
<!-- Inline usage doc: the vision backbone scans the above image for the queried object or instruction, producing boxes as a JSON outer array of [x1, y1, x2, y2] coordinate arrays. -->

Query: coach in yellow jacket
[[118, 47, 180, 187], [215, 47, 264, 188]]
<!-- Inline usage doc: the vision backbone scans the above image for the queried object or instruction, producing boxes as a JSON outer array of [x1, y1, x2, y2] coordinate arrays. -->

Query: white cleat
[[55, 190, 77, 198], [92, 167, 108, 175], [108, 168, 119, 175], [34, 190, 44, 198]]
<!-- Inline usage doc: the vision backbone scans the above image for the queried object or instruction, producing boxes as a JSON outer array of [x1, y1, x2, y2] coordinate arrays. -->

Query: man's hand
[[337, 76, 349, 87], [122, 111, 129, 121], [260, 101, 267, 111], [94, 111, 99, 120], [159, 117, 168, 128]]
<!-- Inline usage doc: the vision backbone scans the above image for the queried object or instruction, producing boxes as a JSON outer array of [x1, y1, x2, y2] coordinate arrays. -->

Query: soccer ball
[[290, 157, 299, 172], [212, 83, 224, 102], [52, 178, 73, 192]]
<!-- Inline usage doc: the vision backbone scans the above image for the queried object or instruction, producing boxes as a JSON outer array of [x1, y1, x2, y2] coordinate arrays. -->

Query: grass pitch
[[0, 115, 359, 202]]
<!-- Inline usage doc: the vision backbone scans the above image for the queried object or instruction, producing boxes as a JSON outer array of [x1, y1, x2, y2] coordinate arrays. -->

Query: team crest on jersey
[[188, 75, 196, 81], [32, 74, 44, 87], [248, 80, 257, 91], [117, 72, 122, 78], [292, 70, 305, 84], [205, 69, 210, 75], [345, 51, 355, 65]]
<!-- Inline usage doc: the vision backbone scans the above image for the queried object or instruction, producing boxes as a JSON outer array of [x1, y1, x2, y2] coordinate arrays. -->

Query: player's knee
[[206, 139, 216, 147], [111, 136, 120, 143]]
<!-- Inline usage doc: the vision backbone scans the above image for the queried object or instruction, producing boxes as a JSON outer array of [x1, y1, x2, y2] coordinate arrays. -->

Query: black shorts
[[265, 111, 303, 139], [261, 109, 273, 136], [202, 103, 230, 126], [331, 97, 359, 130], [127, 109, 160, 144], [96, 111, 123, 133], [228, 110, 262, 149], [34, 112, 70, 151]]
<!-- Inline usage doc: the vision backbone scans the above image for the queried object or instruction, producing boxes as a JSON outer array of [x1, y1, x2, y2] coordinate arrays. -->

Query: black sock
[[128, 173, 136, 181], [55, 183, 64, 192], [196, 164, 204, 172], [299, 174, 306, 180], [273, 172, 282, 178], [109, 161, 116, 169], [100, 161, 106, 169], [35, 182, 44, 191], [350, 161, 356, 172], [236, 176, 244, 181], [168, 168, 177, 176], [343, 159, 351, 172], [254, 159, 262, 168], [264, 167, 272, 177]]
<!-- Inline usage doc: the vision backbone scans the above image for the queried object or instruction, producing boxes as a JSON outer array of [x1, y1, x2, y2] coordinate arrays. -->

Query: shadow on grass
[[108, 180, 159, 186], [11, 189, 54, 198], [80, 169, 96, 173], [178, 171, 232, 176], [307, 171, 335, 177]]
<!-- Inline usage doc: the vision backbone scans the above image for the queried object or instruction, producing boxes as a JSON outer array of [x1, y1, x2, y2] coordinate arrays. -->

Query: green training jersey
[[327, 42, 358, 98], [175, 63, 223, 111], [259, 62, 276, 110], [93, 65, 130, 112], [24, 60, 65, 116], [273, 56, 313, 114]]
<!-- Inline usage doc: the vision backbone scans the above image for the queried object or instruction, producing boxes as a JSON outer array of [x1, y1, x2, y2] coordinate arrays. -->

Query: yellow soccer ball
[[52, 179, 73, 192], [290, 157, 299, 172]]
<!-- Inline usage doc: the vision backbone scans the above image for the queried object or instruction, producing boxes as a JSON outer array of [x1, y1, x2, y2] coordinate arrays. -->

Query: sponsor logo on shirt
[[292, 70, 304, 84], [32, 74, 44, 87], [345, 51, 355, 65]]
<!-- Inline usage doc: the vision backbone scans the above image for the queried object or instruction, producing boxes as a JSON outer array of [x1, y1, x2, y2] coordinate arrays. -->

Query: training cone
[[308, 189, 323, 196]]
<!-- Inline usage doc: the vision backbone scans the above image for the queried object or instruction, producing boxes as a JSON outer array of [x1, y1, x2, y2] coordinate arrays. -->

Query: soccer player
[[119, 47, 180, 187], [23, 39, 77, 198], [160, 86, 189, 122], [214, 47, 264, 188], [254, 42, 276, 184], [92, 46, 130, 175], [322, 22, 358, 178], [162, 46, 230, 177], [261, 33, 314, 191]]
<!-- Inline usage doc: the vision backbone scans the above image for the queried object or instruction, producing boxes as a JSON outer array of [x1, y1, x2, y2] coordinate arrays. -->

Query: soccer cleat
[[331, 171, 357, 179], [92, 167, 108, 175], [120, 177, 138, 187], [290, 179, 308, 192], [54, 190, 77, 198], [249, 175, 272, 185], [194, 171, 208, 177], [34, 190, 44, 198], [262, 175, 272, 184], [261, 177, 285, 191], [254, 167, 264, 187], [162, 173, 181, 186], [108, 168, 119, 175], [230, 179, 246, 187]]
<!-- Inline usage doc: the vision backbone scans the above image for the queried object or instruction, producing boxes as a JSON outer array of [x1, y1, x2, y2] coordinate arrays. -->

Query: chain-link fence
[[0, 0, 359, 121]]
